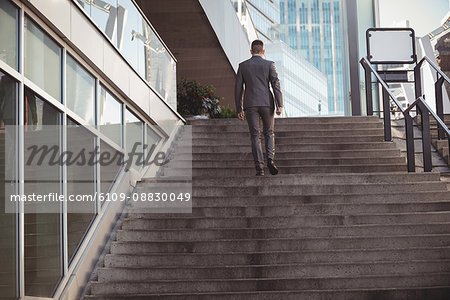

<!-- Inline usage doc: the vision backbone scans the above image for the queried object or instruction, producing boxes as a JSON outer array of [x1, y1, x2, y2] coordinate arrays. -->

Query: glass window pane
[[0, 0, 18, 70], [125, 108, 143, 170], [99, 85, 122, 146], [117, 0, 140, 72], [24, 17, 62, 101], [23, 87, 62, 297], [88, 0, 118, 42], [66, 55, 95, 125], [100, 140, 123, 204], [146, 124, 162, 154], [0, 70, 17, 298], [67, 118, 96, 263]]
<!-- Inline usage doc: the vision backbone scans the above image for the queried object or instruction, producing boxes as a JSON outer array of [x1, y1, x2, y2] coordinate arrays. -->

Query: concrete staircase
[[84, 116, 450, 299]]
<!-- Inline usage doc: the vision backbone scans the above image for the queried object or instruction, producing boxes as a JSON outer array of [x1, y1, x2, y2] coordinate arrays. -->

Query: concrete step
[[184, 135, 385, 145], [117, 223, 450, 241], [189, 191, 450, 206], [163, 164, 408, 176], [173, 149, 402, 160], [89, 272, 450, 295], [142, 172, 441, 185], [136, 182, 445, 197], [184, 201, 450, 216], [119, 212, 450, 229], [190, 129, 384, 138], [97, 260, 450, 281], [190, 123, 384, 132], [84, 286, 450, 300], [187, 116, 380, 126], [167, 157, 405, 167], [104, 247, 450, 267], [185, 142, 397, 153]]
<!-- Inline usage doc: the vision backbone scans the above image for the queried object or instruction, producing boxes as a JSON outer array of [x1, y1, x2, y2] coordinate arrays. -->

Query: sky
[[378, 0, 450, 37]]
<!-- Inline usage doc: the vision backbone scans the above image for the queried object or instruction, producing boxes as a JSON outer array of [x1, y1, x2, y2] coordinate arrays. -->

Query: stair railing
[[360, 56, 450, 172], [414, 56, 450, 140]]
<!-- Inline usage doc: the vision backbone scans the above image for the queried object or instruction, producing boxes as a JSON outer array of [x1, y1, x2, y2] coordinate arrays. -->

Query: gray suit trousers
[[245, 106, 275, 169]]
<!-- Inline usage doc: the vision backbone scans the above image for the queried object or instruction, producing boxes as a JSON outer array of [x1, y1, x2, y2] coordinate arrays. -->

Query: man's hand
[[238, 111, 245, 120], [276, 107, 282, 115]]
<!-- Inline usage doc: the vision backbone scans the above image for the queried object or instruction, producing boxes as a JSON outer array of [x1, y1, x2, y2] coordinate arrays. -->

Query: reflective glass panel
[[67, 118, 96, 263], [125, 108, 143, 170], [100, 140, 123, 204], [66, 55, 95, 125], [0, 0, 18, 70], [0, 70, 17, 298], [23, 87, 62, 297], [99, 85, 122, 146], [24, 17, 62, 101]]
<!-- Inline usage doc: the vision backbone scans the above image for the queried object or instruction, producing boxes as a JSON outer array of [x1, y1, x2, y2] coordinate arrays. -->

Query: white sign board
[[367, 28, 416, 64]]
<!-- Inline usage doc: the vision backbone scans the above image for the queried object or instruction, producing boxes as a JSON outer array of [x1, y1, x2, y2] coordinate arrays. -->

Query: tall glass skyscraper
[[280, 0, 346, 114], [233, 0, 328, 117]]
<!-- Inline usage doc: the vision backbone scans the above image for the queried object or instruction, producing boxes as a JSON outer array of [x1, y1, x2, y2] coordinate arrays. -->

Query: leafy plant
[[177, 79, 223, 118], [211, 104, 238, 119]]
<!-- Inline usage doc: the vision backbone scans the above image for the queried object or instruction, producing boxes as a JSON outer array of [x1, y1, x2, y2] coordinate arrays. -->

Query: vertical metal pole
[[346, 0, 362, 116], [405, 114, 416, 172], [435, 76, 445, 140], [414, 63, 423, 100], [419, 102, 432, 172], [363, 63, 373, 116], [382, 88, 392, 141]]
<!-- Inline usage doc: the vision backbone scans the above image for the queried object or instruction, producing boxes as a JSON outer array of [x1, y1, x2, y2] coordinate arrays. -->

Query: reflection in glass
[[24, 17, 62, 101], [125, 108, 143, 170], [67, 118, 96, 263], [80, 0, 119, 42], [0, 70, 17, 298], [117, 0, 141, 73], [0, 0, 18, 70], [99, 85, 122, 146], [146, 124, 162, 157], [100, 140, 123, 204], [66, 55, 96, 125], [23, 87, 62, 297], [79, 0, 178, 110]]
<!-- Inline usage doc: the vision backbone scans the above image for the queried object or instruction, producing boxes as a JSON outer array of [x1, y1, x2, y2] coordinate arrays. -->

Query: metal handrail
[[417, 56, 450, 84], [360, 56, 450, 172], [360, 57, 406, 114], [405, 96, 450, 136], [414, 56, 450, 140]]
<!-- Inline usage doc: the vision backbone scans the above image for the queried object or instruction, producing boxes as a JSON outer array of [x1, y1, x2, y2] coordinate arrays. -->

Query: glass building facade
[[233, 0, 328, 117], [0, 0, 180, 298], [265, 41, 328, 116], [280, 0, 346, 115]]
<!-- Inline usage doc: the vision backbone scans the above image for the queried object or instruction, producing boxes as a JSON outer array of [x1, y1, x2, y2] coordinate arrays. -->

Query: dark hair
[[251, 40, 264, 54]]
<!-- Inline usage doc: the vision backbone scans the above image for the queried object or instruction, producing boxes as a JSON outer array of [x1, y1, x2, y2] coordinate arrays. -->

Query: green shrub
[[177, 79, 223, 118], [211, 104, 238, 119]]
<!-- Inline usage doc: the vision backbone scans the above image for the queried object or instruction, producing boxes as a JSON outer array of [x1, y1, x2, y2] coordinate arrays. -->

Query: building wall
[[280, 0, 346, 115], [0, 0, 182, 298]]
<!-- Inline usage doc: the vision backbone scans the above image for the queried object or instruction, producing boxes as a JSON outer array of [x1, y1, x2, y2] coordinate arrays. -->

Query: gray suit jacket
[[234, 55, 283, 113]]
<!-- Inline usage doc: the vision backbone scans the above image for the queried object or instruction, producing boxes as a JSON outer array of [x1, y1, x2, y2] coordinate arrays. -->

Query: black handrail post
[[419, 102, 433, 172], [405, 114, 416, 172], [362, 63, 373, 116], [414, 62, 424, 117], [435, 75, 445, 140], [382, 88, 392, 141]]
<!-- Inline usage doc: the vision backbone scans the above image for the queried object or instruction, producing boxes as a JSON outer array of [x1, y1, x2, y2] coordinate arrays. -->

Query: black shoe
[[256, 168, 264, 176], [267, 159, 278, 175]]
